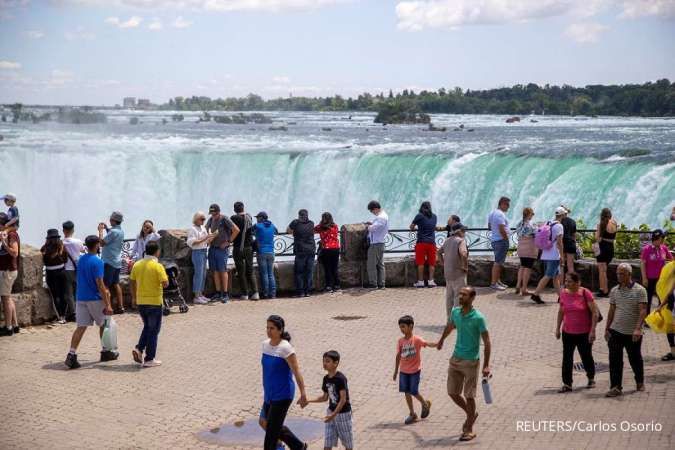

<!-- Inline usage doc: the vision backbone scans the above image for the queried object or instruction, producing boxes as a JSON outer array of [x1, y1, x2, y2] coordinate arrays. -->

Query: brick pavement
[[0, 287, 673, 449]]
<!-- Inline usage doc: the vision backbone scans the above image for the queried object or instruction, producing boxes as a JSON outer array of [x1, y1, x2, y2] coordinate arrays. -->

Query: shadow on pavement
[[42, 361, 97, 371]]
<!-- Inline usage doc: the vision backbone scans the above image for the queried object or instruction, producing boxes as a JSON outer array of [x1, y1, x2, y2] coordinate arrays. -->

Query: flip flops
[[460, 432, 477, 441]]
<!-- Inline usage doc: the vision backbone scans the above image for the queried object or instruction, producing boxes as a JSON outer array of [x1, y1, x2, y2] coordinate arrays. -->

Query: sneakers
[[605, 387, 622, 397], [64, 353, 81, 369], [558, 384, 573, 393], [100, 350, 119, 362], [421, 399, 432, 418], [0, 327, 13, 337], [240, 294, 249, 301], [250, 292, 260, 300], [413, 280, 425, 288], [404, 414, 418, 425], [587, 379, 596, 389], [221, 293, 230, 303], [490, 283, 506, 291], [57, 316, 66, 324], [530, 294, 545, 304], [193, 296, 208, 305], [636, 383, 645, 392], [427, 280, 437, 288], [132, 348, 143, 364], [209, 292, 222, 302], [13, 326, 19, 334], [143, 359, 162, 368], [497, 280, 508, 288]]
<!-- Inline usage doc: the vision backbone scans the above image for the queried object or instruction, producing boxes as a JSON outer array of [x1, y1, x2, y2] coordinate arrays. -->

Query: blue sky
[[1, 0, 674, 105]]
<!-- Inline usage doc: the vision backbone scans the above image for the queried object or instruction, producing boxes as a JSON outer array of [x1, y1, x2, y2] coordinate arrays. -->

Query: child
[[307, 350, 353, 450], [393, 315, 436, 424], [2, 194, 18, 230]]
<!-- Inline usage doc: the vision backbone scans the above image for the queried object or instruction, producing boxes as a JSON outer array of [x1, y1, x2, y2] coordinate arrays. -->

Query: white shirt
[[63, 237, 84, 271], [187, 225, 209, 250], [131, 232, 161, 261], [541, 222, 564, 261], [488, 209, 509, 242], [368, 210, 389, 244]]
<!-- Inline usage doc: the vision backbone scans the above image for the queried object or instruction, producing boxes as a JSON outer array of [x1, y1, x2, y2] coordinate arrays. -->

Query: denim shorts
[[208, 247, 229, 272], [491, 239, 509, 265], [543, 260, 560, 278], [399, 370, 421, 395], [103, 263, 121, 287]]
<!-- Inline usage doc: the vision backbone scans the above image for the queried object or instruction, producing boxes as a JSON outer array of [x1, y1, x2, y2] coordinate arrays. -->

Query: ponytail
[[267, 314, 291, 342], [281, 331, 292, 342]]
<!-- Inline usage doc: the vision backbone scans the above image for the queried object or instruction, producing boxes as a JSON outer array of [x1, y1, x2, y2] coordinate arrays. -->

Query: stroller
[[161, 261, 189, 316]]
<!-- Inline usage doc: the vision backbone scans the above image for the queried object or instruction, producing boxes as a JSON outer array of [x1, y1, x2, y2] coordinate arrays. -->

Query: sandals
[[463, 413, 479, 433], [459, 432, 477, 441], [661, 353, 675, 361]]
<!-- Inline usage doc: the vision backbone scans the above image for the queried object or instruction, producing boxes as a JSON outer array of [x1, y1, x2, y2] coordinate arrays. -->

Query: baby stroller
[[161, 261, 189, 316]]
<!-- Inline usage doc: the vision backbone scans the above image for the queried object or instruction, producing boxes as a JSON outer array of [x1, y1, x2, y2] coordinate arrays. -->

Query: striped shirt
[[609, 283, 647, 335]]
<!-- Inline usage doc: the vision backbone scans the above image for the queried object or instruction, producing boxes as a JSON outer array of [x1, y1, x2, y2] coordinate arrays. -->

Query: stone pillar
[[340, 223, 368, 262]]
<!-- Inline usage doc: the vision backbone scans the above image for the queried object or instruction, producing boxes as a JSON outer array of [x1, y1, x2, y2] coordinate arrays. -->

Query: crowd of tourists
[[1, 191, 674, 448]]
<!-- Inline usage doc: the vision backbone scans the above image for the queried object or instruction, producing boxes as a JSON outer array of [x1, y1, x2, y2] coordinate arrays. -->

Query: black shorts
[[563, 239, 577, 255], [519, 257, 536, 269], [596, 241, 614, 264], [103, 263, 121, 286]]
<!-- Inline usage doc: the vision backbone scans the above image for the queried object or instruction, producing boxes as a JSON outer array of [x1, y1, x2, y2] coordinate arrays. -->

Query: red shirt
[[314, 224, 340, 250], [560, 288, 594, 334], [0, 230, 20, 271], [397, 335, 427, 374]]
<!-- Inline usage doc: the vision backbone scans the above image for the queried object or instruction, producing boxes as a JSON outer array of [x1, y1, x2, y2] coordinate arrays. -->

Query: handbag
[[582, 287, 603, 323], [591, 242, 601, 257]]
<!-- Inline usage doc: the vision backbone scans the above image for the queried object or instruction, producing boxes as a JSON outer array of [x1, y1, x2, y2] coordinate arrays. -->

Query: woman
[[315, 212, 341, 292], [255, 212, 278, 299], [594, 208, 617, 297], [187, 212, 215, 305], [410, 201, 438, 288], [131, 220, 161, 261], [556, 272, 599, 392], [260, 315, 308, 450], [41, 229, 69, 324], [515, 207, 537, 296], [655, 261, 675, 361], [641, 229, 673, 315]]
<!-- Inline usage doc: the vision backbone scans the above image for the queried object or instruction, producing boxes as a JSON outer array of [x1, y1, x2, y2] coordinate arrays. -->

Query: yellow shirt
[[130, 256, 168, 306]]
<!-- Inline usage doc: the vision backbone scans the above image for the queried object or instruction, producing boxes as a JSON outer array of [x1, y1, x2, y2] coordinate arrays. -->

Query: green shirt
[[450, 306, 487, 361]]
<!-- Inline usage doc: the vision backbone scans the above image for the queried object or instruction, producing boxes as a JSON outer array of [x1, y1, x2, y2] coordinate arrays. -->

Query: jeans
[[294, 254, 314, 295], [319, 248, 340, 289], [46, 268, 68, 318], [608, 328, 644, 390], [233, 246, 257, 296], [367, 243, 385, 287], [257, 253, 276, 297], [137, 305, 163, 362], [263, 399, 304, 450], [561, 332, 595, 386], [191, 249, 207, 294]]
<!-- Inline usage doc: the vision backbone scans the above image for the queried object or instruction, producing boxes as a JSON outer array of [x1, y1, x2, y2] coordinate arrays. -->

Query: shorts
[[0, 270, 17, 296], [519, 257, 536, 269], [76, 300, 106, 327], [596, 240, 614, 264], [325, 410, 354, 449], [103, 263, 121, 287], [543, 260, 560, 278], [399, 370, 421, 395], [563, 239, 577, 255], [415, 242, 437, 266], [208, 247, 230, 272], [491, 240, 508, 265], [447, 356, 480, 399]]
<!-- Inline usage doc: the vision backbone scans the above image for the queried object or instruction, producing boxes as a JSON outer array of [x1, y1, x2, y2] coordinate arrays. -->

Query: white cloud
[[564, 22, 609, 43], [0, 60, 21, 70], [25, 30, 44, 39], [172, 15, 192, 28], [58, 0, 349, 13], [148, 18, 162, 30], [105, 15, 143, 28], [620, 0, 675, 19], [64, 26, 95, 40], [272, 76, 291, 84]]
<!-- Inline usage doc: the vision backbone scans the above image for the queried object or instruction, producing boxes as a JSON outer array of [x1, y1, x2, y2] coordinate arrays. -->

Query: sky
[[0, 0, 674, 105]]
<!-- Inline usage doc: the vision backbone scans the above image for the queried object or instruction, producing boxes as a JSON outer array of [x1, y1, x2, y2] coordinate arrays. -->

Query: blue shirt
[[101, 225, 124, 268], [76, 253, 104, 302], [7, 206, 19, 228], [412, 213, 437, 244], [261, 339, 295, 402], [450, 306, 488, 361], [255, 221, 278, 255]]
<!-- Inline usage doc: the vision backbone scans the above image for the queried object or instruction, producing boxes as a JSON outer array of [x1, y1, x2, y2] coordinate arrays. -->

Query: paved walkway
[[1, 287, 673, 449]]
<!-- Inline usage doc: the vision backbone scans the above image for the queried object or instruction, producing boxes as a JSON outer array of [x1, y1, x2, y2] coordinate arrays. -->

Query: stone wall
[[2, 226, 643, 326]]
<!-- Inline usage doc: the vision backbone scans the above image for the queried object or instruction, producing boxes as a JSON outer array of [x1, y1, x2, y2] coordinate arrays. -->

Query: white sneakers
[[414, 280, 437, 288], [490, 281, 507, 291], [143, 360, 162, 368], [193, 296, 209, 305], [427, 280, 437, 288]]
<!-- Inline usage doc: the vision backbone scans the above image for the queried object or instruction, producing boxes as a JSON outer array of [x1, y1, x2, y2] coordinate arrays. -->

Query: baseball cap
[[209, 203, 220, 213], [84, 235, 100, 246], [110, 211, 124, 223], [1, 193, 16, 202], [555, 206, 567, 216], [255, 211, 268, 219], [651, 229, 665, 241]]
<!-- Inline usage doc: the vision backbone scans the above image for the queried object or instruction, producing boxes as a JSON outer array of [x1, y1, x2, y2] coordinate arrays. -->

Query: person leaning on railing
[[366, 200, 389, 290], [187, 211, 216, 305], [315, 212, 341, 293]]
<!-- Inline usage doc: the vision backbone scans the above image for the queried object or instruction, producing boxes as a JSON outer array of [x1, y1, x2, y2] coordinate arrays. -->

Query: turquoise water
[[1, 111, 673, 245]]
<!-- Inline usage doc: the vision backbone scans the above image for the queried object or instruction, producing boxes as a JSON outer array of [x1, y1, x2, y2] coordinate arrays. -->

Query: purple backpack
[[535, 222, 556, 250]]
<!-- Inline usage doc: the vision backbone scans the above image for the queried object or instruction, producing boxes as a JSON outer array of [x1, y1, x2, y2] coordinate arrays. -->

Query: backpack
[[535, 221, 556, 250]]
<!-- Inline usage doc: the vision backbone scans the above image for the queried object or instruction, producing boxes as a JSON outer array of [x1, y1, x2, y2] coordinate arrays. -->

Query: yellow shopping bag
[[656, 261, 675, 303], [645, 308, 673, 334]]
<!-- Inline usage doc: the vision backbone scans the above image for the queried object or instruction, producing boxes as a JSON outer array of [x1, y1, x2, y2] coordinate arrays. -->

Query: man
[[366, 200, 389, 289], [437, 214, 461, 238], [206, 203, 239, 303], [0, 213, 20, 336], [438, 223, 469, 317], [605, 263, 648, 397], [559, 206, 577, 276], [487, 197, 510, 290], [98, 211, 125, 314], [130, 241, 168, 368], [437, 287, 491, 442], [530, 208, 565, 304], [287, 209, 316, 297], [64, 235, 116, 369], [62, 220, 84, 322], [231, 201, 259, 300]]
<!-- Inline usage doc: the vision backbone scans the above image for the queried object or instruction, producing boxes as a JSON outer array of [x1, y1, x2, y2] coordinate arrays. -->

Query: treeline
[[159, 80, 674, 116]]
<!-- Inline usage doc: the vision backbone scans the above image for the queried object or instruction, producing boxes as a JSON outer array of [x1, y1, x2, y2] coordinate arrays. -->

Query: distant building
[[137, 99, 151, 109], [123, 97, 136, 108]]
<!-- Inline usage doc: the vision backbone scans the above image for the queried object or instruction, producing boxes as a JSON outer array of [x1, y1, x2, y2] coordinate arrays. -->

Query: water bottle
[[481, 374, 493, 404], [101, 316, 118, 352]]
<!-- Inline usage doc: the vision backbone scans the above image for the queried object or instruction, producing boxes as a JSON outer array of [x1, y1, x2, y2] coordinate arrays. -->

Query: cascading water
[[1, 110, 673, 245]]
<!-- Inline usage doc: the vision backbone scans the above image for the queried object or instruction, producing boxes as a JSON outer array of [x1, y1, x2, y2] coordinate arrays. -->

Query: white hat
[[1, 193, 16, 202], [554, 206, 567, 216]]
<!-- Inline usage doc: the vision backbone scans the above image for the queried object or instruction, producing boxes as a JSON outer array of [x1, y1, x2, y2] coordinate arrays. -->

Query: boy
[[307, 350, 354, 450], [393, 315, 436, 424], [2, 193, 18, 230]]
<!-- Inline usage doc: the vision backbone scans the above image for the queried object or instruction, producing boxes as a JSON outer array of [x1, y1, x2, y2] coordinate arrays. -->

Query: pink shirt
[[560, 288, 594, 334], [641, 244, 672, 280], [397, 335, 427, 374]]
